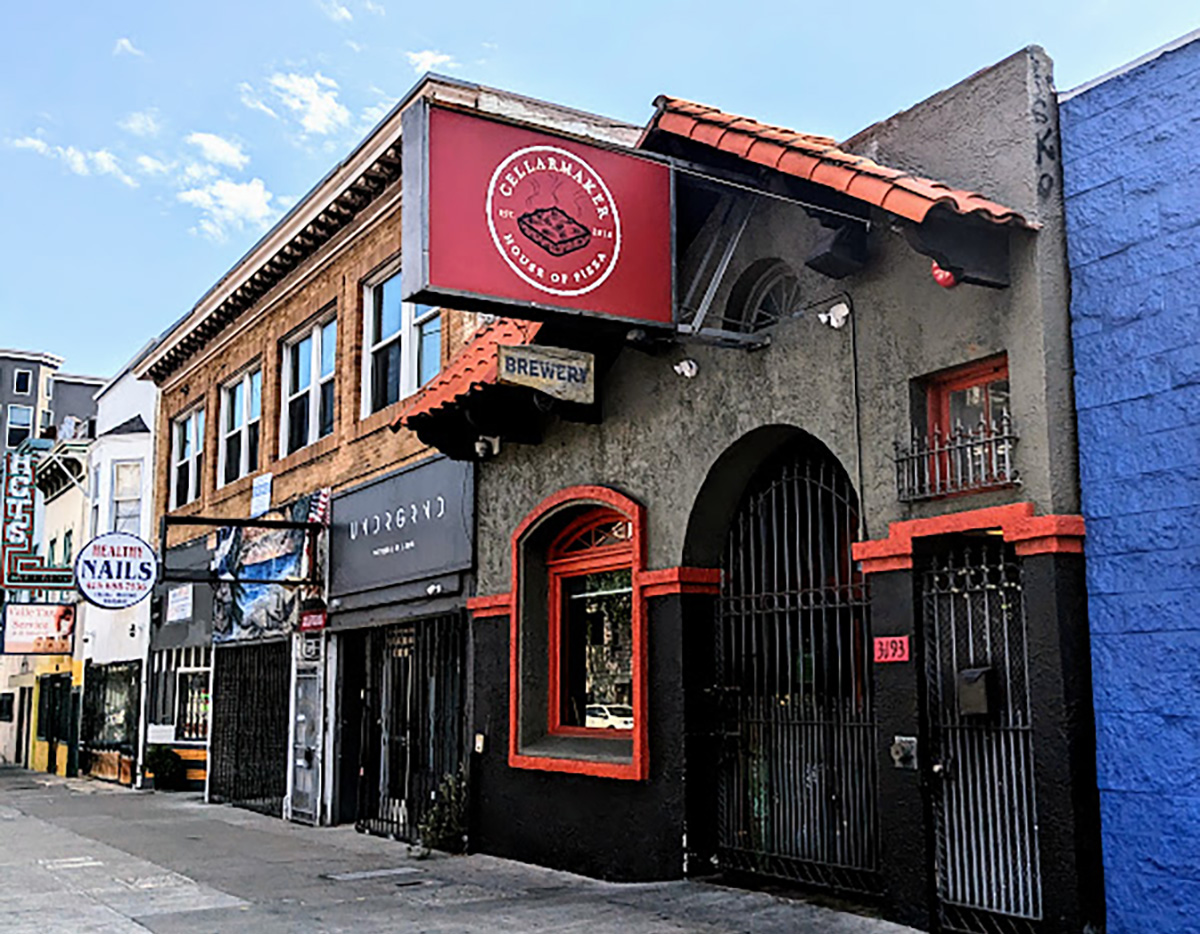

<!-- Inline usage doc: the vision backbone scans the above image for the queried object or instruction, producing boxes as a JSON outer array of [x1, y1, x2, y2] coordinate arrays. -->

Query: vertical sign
[[1, 451, 74, 590]]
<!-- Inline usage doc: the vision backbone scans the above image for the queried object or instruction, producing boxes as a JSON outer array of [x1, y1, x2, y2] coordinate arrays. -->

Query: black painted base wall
[[469, 596, 688, 881]]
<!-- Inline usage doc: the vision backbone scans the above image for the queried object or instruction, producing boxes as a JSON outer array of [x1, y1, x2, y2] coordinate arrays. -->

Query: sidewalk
[[0, 766, 919, 933]]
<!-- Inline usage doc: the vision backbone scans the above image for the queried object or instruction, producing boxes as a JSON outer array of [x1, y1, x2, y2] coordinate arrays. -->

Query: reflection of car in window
[[585, 704, 634, 730]]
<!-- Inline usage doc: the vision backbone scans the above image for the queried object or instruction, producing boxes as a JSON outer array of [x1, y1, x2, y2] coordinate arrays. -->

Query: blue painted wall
[[1061, 35, 1200, 934]]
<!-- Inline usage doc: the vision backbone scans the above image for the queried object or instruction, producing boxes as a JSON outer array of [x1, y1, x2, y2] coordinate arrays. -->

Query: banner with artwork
[[211, 490, 327, 644]]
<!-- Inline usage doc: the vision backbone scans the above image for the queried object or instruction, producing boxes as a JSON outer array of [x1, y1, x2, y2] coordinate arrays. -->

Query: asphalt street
[[0, 766, 919, 933]]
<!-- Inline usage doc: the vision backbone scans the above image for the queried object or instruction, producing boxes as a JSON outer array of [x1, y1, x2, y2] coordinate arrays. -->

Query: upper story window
[[90, 465, 101, 537], [13, 369, 32, 395], [63, 530, 73, 567], [219, 368, 261, 485], [45, 376, 53, 399], [361, 265, 442, 416], [171, 408, 205, 509], [7, 405, 32, 448], [896, 354, 1018, 502], [111, 461, 142, 534], [283, 316, 336, 456], [48, 538, 58, 567]]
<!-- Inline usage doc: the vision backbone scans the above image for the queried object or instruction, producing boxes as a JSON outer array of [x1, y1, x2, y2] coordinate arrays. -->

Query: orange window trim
[[507, 485, 649, 781], [925, 353, 1009, 435]]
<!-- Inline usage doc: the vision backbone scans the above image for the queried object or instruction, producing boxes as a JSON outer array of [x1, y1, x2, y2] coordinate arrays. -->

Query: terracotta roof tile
[[394, 318, 543, 430], [645, 95, 1030, 228]]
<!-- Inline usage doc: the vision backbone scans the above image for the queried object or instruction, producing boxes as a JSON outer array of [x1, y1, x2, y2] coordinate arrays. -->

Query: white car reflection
[[585, 704, 634, 730]]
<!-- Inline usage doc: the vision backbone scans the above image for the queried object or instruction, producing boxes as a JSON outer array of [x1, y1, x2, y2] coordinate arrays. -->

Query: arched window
[[504, 486, 648, 780], [547, 510, 635, 735]]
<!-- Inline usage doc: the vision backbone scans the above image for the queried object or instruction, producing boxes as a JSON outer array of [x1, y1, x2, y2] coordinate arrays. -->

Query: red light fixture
[[931, 260, 958, 289]]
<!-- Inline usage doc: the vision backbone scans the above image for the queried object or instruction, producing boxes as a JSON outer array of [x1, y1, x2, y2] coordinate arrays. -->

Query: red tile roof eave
[[392, 319, 543, 431], [645, 97, 1031, 230]]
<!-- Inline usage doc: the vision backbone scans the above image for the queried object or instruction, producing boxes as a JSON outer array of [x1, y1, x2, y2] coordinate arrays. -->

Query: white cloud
[[268, 72, 350, 135], [345, 39, 364, 53], [406, 49, 458, 74], [113, 37, 144, 57], [363, 0, 385, 13], [358, 97, 395, 131], [180, 161, 220, 182], [318, 0, 352, 22], [11, 136, 50, 155], [136, 155, 171, 174], [118, 109, 160, 137], [60, 146, 90, 175], [238, 82, 279, 119], [185, 132, 249, 170], [178, 177, 276, 241], [90, 149, 138, 187], [12, 137, 137, 186]]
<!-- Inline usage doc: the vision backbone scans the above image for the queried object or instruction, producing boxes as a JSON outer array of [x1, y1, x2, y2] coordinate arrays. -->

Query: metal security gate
[[715, 443, 878, 893], [920, 539, 1041, 934], [210, 639, 290, 816], [356, 613, 467, 842]]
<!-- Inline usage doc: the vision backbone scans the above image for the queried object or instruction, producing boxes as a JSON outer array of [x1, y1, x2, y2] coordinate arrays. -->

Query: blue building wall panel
[[1062, 35, 1200, 934]]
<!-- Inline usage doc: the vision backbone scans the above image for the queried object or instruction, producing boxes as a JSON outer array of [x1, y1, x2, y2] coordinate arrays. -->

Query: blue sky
[[1, 1, 1196, 378]]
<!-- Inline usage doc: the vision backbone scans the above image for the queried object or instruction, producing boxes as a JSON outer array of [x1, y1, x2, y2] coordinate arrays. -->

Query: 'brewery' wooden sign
[[497, 345, 594, 405]]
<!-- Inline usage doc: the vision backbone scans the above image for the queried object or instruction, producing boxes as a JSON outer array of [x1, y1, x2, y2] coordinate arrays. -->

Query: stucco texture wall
[[1062, 37, 1200, 934]]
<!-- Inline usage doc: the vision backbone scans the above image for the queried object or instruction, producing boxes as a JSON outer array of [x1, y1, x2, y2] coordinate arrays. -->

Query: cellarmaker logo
[[486, 144, 621, 297]]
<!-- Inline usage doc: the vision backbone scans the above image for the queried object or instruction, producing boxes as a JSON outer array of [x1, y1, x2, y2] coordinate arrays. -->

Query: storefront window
[[548, 513, 635, 735], [506, 487, 648, 781]]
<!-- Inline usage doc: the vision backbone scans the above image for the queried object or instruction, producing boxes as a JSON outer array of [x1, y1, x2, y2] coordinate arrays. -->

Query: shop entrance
[[209, 639, 290, 816], [38, 673, 74, 775], [712, 439, 879, 895], [918, 537, 1041, 934], [344, 614, 467, 843], [80, 661, 141, 785]]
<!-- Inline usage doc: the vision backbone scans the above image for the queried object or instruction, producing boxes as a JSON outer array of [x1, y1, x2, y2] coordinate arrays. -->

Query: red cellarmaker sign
[[403, 103, 673, 327]]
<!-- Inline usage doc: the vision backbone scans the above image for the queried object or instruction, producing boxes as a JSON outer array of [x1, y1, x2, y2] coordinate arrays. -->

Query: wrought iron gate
[[920, 538, 1041, 934], [210, 639, 290, 816], [715, 443, 878, 893], [356, 613, 467, 842]]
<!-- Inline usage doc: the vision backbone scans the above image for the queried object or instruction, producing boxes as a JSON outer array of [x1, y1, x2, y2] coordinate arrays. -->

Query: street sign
[[75, 531, 158, 609]]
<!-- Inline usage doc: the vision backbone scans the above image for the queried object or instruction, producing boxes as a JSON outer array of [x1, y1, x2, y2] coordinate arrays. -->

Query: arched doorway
[[694, 431, 878, 895]]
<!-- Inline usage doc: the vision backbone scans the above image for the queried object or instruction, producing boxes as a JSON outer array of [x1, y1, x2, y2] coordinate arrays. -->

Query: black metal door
[[40, 674, 72, 775], [356, 614, 466, 842], [919, 538, 1041, 934], [715, 443, 878, 894], [210, 640, 290, 816]]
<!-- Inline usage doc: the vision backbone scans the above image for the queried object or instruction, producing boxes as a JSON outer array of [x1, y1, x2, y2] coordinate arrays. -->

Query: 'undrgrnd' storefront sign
[[328, 456, 473, 600]]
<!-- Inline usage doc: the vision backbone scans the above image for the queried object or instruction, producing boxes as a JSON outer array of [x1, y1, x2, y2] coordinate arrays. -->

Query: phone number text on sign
[[873, 635, 910, 663]]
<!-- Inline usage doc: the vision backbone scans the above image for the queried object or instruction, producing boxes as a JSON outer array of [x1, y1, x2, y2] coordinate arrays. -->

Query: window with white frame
[[90, 465, 101, 537], [6, 405, 33, 448], [13, 369, 32, 394], [219, 368, 261, 485], [171, 408, 205, 509], [45, 376, 53, 399], [361, 266, 442, 416], [283, 316, 337, 455], [111, 461, 142, 534]]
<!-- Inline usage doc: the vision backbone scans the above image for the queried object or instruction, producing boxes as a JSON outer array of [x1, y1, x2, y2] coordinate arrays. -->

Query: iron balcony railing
[[896, 413, 1019, 502]]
